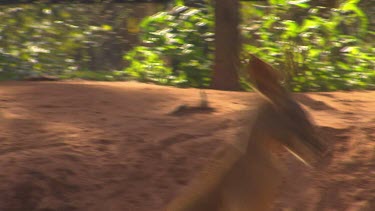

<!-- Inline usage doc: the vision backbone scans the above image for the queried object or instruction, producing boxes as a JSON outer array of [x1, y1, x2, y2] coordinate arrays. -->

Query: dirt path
[[0, 81, 374, 211]]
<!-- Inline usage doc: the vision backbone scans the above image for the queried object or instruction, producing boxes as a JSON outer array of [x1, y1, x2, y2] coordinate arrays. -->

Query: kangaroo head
[[247, 54, 327, 166]]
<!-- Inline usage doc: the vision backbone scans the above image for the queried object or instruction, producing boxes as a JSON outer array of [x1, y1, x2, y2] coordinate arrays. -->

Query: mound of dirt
[[0, 81, 373, 211]]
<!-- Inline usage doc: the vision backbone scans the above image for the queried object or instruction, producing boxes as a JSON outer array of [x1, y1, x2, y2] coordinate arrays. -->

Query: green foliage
[[123, 46, 174, 84], [125, 0, 374, 91], [1, 1, 373, 91], [1, 6, 86, 75], [241, 0, 375, 91], [59, 70, 122, 81], [0, 70, 21, 81], [123, 3, 214, 87], [0, 4, 140, 77]]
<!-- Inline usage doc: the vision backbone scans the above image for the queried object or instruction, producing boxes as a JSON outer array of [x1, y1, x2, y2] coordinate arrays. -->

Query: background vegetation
[[0, 0, 374, 91], [241, 0, 375, 91]]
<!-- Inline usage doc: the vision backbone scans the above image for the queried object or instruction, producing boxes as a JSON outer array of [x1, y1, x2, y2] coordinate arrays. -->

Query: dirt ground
[[0, 81, 374, 211]]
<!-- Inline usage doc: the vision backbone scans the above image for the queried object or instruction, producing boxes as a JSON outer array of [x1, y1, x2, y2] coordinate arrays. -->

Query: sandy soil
[[0, 81, 373, 211]]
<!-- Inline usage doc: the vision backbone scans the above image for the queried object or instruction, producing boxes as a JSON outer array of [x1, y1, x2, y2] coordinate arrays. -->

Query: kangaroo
[[165, 54, 327, 211]]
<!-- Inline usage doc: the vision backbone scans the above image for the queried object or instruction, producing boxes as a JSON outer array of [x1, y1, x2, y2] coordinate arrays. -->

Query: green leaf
[[299, 18, 320, 32], [281, 20, 298, 38], [288, 0, 310, 8], [101, 24, 112, 31], [269, 0, 288, 6]]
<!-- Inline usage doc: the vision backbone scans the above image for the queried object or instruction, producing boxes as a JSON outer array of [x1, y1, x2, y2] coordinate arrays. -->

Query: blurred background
[[0, 0, 374, 91]]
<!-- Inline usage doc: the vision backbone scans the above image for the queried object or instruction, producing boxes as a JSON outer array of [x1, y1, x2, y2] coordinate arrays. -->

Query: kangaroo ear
[[247, 54, 286, 101]]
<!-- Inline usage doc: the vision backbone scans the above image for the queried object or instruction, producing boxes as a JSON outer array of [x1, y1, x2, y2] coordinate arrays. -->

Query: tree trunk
[[210, 0, 241, 91]]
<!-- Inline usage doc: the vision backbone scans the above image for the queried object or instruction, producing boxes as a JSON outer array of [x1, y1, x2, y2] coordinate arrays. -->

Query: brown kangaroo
[[165, 55, 327, 211]]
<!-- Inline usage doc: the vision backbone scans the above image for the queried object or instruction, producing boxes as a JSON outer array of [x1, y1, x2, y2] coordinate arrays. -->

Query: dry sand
[[0, 81, 373, 211]]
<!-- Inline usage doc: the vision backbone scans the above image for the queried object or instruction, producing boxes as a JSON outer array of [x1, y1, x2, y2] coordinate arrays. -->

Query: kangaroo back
[[165, 55, 326, 211]]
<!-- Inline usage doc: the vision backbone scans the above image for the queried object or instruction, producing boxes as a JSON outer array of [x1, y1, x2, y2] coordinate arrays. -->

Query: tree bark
[[210, 0, 241, 91]]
